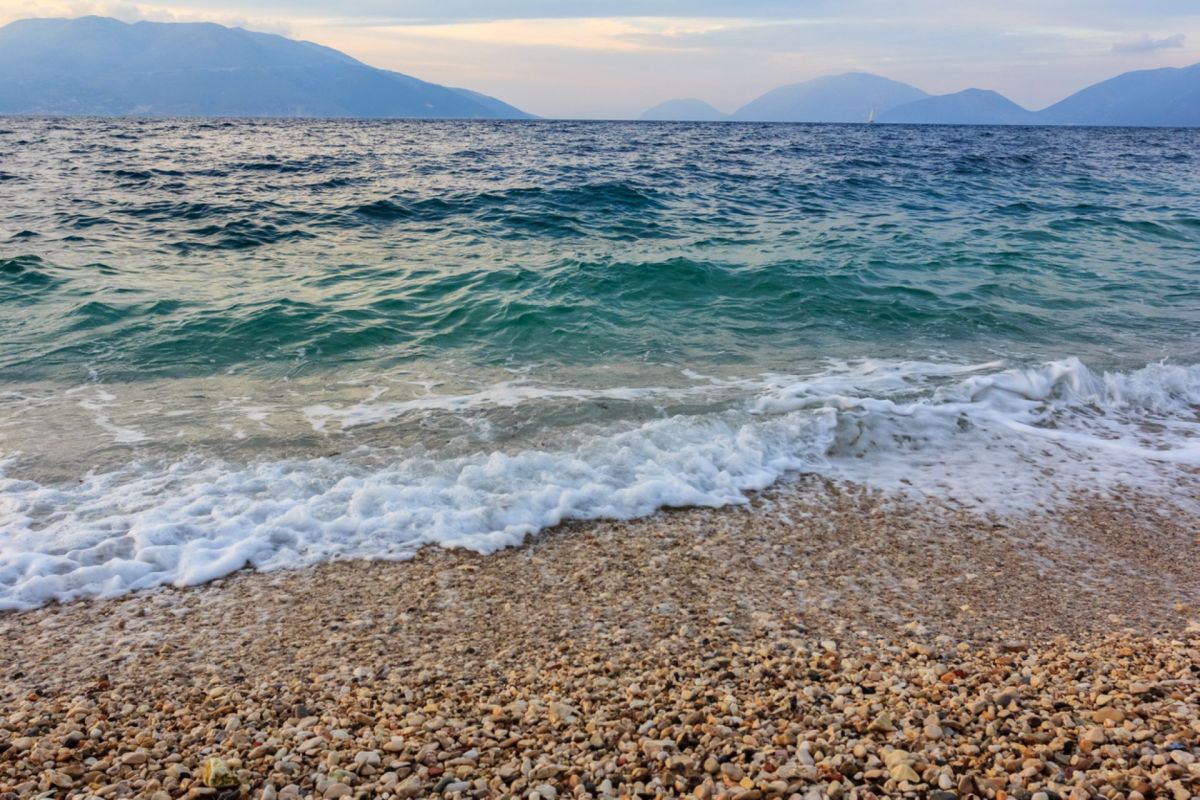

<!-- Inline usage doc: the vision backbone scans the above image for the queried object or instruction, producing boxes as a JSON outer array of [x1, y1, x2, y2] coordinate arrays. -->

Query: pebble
[[0, 489, 1197, 800]]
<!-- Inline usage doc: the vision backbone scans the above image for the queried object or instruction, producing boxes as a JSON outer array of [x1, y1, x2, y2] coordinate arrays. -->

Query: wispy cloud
[[2, 0, 292, 34], [1112, 32, 1185, 53]]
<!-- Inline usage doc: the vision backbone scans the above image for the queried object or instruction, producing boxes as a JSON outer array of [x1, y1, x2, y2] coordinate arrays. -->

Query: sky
[[3, 1, 1199, 118]]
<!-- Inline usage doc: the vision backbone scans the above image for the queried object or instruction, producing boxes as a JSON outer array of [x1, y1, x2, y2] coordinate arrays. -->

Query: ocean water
[[1, 118, 1199, 609]]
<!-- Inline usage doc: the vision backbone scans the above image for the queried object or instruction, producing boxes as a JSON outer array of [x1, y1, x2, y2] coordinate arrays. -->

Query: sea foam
[[0, 357, 1197, 610]]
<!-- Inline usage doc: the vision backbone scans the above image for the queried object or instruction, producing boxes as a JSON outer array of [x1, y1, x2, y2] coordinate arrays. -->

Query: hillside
[[1037, 62, 1200, 126], [881, 89, 1036, 125], [0, 16, 533, 119], [731, 73, 928, 123]]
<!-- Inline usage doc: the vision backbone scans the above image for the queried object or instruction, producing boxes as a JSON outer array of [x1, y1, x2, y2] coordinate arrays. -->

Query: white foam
[[0, 357, 1197, 610]]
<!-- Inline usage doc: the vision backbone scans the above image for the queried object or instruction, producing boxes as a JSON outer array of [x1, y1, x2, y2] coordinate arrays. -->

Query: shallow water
[[2, 118, 1199, 608]]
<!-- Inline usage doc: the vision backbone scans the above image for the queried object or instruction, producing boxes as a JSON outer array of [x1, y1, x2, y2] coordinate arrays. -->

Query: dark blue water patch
[[306, 176, 364, 190], [0, 255, 61, 300], [115, 200, 221, 221], [174, 220, 317, 251], [103, 168, 155, 183], [355, 182, 666, 222], [235, 158, 308, 173], [66, 214, 115, 229]]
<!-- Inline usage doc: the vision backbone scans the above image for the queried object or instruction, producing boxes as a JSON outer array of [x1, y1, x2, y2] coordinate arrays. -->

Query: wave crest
[[1, 357, 1197, 610]]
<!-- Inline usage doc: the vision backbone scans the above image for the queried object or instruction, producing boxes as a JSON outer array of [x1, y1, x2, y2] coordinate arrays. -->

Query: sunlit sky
[[5, 1, 1199, 118]]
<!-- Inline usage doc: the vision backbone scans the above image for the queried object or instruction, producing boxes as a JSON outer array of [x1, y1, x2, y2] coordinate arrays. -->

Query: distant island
[[0, 16, 534, 119], [640, 66, 1200, 126]]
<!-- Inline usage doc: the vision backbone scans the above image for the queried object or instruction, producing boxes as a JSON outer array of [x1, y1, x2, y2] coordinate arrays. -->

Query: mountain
[[1037, 63, 1200, 126], [0, 16, 533, 119], [732, 72, 928, 123], [881, 89, 1036, 125], [640, 98, 727, 121]]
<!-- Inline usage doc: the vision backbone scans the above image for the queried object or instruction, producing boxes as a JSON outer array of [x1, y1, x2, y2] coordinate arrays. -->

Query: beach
[[3, 481, 1198, 799], [4, 118, 1200, 800]]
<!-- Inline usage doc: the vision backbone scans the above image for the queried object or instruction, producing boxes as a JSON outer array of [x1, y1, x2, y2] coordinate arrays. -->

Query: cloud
[[1112, 32, 1185, 53], [0, 0, 292, 34]]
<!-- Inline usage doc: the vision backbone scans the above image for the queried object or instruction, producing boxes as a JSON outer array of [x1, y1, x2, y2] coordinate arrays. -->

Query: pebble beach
[[2, 481, 1199, 800]]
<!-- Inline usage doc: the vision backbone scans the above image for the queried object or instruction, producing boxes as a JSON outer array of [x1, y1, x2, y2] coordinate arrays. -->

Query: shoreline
[[2, 480, 1199, 798]]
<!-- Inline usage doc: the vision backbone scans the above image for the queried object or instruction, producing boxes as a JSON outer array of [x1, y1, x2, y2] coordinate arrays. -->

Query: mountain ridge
[[642, 65, 1200, 126], [880, 89, 1037, 125], [0, 16, 533, 119], [1038, 62, 1200, 126], [640, 98, 727, 121], [730, 72, 928, 123]]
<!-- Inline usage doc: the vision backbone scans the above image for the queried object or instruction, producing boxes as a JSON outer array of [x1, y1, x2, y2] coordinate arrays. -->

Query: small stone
[[324, 783, 351, 799], [889, 763, 920, 783], [199, 757, 240, 789], [48, 771, 75, 788], [720, 762, 744, 782], [870, 712, 895, 732], [394, 774, 424, 799], [1093, 707, 1125, 724], [548, 702, 578, 724]]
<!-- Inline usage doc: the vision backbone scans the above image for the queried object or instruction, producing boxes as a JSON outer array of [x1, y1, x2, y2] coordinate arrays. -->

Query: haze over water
[[1, 118, 1199, 609]]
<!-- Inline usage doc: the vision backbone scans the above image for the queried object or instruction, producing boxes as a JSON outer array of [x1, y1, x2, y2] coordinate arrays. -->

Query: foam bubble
[[0, 357, 1197, 610]]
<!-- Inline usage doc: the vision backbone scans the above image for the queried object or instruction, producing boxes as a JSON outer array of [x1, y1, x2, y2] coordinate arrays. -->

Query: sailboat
[[867, 107, 876, 124]]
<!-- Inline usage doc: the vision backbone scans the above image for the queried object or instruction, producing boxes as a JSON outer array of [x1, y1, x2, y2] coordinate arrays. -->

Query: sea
[[1, 118, 1198, 610]]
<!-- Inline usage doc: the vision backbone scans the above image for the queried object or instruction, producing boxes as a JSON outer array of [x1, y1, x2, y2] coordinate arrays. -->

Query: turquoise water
[[1, 119, 1199, 608]]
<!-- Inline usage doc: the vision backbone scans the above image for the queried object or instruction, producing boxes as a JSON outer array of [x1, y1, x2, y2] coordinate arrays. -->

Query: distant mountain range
[[0, 16, 533, 119], [733, 73, 928, 123], [640, 65, 1200, 126], [640, 98, 727, 121]]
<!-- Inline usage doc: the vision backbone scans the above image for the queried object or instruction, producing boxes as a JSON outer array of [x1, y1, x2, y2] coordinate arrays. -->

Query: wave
[[350, 182, 668, 239], [1, 357, 1197, 610], [2, 254, 1066, 378], [0, 255, 62, 300]]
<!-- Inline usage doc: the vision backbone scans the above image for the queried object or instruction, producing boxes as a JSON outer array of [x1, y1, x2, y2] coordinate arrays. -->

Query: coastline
[[2, 480, 1199, 799]]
